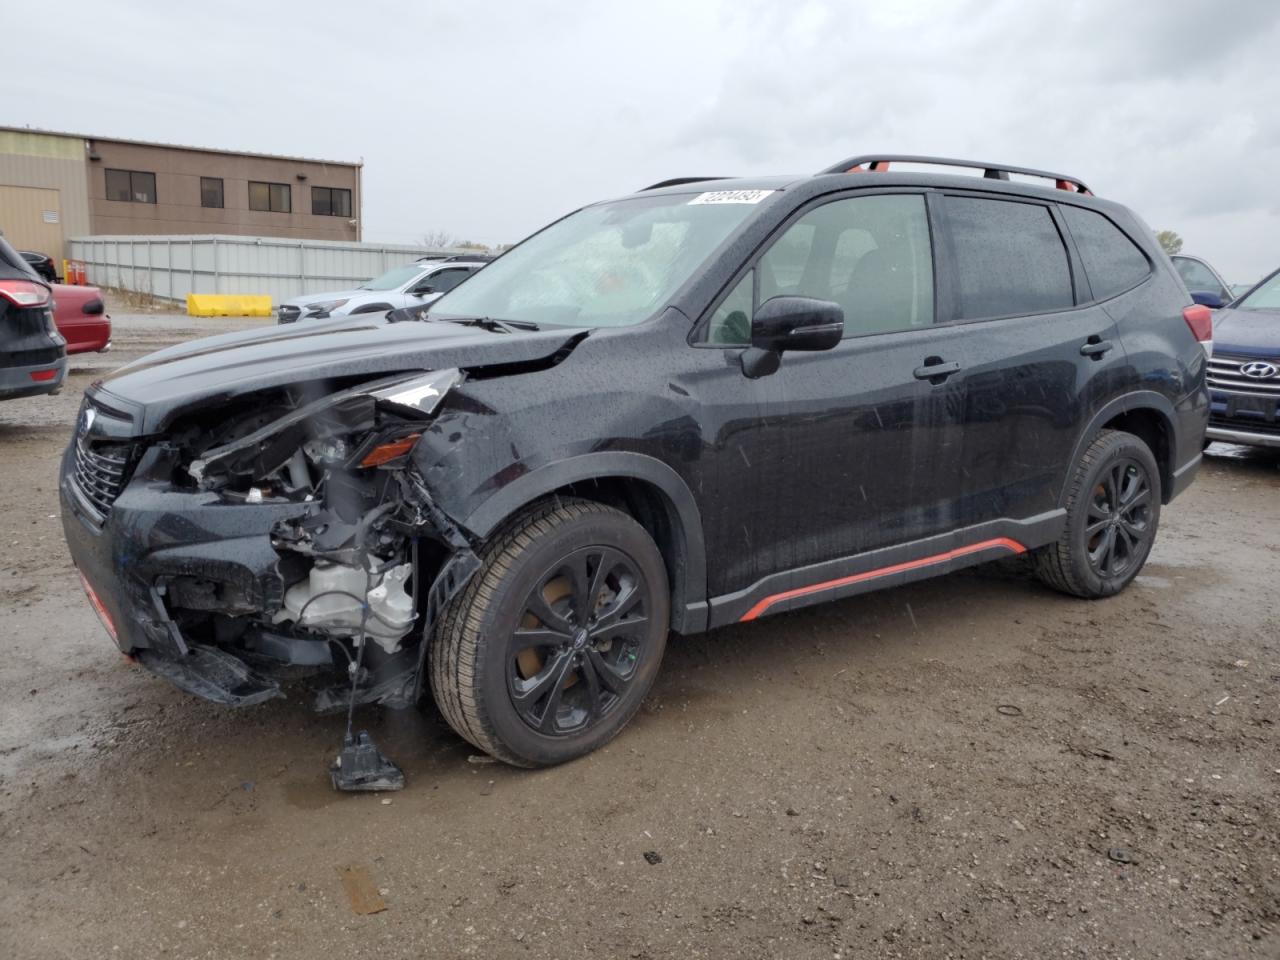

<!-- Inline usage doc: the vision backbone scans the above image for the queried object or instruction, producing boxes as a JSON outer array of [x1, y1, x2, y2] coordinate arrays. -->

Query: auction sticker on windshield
[[688, 190, 775, 205]]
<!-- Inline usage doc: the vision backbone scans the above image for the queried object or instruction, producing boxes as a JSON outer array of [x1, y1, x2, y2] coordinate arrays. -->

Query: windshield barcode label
[[688, 190, 775, 205]]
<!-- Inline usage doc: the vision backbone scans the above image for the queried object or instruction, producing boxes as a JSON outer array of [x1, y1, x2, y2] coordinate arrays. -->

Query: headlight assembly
[[187, 369, 462, 491], [304, 298, 350, 315]]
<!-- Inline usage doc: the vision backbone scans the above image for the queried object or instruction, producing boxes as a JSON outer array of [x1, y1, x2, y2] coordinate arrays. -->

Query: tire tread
[[1034, 429, 1159, 598], [429, 498, 642, 766]]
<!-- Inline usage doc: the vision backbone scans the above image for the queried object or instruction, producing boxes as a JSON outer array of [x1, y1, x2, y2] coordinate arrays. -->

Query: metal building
[[0, 127, 362, 259]]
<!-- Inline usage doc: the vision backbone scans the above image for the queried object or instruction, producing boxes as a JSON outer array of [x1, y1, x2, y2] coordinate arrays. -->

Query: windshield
[[430, 193, 764, 328], [360, 264, 425, 291], [1173, 257, 1224, 296], [1236, 271, 1280, 311]]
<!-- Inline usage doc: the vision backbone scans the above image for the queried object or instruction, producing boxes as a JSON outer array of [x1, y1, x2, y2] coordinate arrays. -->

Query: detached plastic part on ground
[[330, 731, 405, 792]]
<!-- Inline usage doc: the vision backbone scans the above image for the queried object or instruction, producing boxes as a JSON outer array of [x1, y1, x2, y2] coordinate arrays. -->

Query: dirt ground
[[1, 309, 1276, 960]]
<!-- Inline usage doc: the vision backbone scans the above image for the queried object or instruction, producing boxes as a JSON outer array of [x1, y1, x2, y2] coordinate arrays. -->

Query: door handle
[[1080, 337, 1114, 359], [913, 358, 961, 382]]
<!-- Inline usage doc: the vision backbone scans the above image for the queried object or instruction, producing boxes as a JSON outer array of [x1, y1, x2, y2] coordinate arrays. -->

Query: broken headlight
[[187, 368, 462, 496]]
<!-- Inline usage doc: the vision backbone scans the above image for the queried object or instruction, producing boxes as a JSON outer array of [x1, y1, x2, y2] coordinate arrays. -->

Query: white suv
[[276, 256, 490, 324]]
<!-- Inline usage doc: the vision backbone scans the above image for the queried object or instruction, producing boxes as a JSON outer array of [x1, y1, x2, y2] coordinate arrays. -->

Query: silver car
[[276, 255, 490, 324]]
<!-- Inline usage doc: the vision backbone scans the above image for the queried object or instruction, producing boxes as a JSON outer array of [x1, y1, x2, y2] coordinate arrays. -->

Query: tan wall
[[0, 185, 64, 255], [0, 130, 91, 258], [85, 140, 361, 242]]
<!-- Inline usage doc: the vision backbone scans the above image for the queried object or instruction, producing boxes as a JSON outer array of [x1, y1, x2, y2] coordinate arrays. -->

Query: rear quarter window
[[946, 196, 1074, 320], [1061, 205, 1150, 301]]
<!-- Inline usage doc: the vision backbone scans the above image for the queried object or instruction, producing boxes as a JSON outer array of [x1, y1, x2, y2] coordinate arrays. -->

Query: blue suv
[[1206, 267, 1280, 448]]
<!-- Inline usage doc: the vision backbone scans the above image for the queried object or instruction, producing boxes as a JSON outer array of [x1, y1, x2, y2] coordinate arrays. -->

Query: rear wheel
[[1034, 429, 1161, 598], [429, 498, 669, 766]]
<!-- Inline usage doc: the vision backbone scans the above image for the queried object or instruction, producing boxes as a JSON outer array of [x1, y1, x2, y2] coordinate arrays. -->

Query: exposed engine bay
[[159, 368, 481, 789]]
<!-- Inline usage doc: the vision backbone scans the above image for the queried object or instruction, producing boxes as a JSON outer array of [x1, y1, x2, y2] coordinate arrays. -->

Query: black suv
[[60, 155, 1209, 777], [2, 234, 65, 400]]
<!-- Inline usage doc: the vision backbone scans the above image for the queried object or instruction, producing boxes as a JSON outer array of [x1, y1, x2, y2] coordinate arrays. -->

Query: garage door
[[0, 184, 63, 259]]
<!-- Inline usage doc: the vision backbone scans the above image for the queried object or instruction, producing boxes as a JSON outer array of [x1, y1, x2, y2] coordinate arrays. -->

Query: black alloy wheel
[[430, 498, 669, 767], [508, 547, 649, 736], [1084, 457, 1153, 579], [1034, 429, 1162, 599]]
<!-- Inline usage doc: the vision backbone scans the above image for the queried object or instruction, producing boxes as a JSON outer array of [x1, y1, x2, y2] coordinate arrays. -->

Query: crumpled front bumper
[[60, 442, 310, 701]]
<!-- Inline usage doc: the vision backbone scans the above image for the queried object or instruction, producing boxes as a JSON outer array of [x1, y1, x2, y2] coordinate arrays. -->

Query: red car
[[50, 283, 110, 354]]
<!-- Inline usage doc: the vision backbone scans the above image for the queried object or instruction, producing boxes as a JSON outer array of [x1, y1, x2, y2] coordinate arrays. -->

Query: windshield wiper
[[445, 316, 540, 334]]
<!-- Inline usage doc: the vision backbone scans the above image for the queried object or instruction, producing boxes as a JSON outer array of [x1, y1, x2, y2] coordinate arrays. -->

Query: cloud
[[672, 0, 1280, 276], [1, 0, 1276, 278]]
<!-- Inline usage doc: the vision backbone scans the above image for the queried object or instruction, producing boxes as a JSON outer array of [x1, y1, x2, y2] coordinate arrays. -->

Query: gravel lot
[[1, 307, 1276, 959]]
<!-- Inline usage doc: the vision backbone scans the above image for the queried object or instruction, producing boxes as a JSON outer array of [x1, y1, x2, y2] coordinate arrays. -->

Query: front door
[[689, 191, 969, 616]]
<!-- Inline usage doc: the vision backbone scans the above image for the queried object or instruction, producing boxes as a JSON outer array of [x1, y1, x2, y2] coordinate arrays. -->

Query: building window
[[105, 168, 156, 203], [248, 181, 291, 213], [312, 186, 352, 217], [200, 177, 224, 209]]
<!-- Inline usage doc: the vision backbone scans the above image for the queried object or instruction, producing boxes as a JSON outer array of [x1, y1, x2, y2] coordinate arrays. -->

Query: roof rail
[[820, 154, 1092, 195], [640, 176, 731, 191], [416, 253, 495, 263]]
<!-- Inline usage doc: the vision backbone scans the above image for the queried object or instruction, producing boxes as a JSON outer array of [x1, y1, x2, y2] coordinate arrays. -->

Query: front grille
[[277, 305, 300, 324], [72, 438, 138, 519], [1207, 354, 1280, 395]]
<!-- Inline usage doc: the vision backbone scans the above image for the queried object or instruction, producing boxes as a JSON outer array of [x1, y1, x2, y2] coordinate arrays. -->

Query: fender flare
[[1061, 390, 1178, 506], [462, 452, 709, 633]]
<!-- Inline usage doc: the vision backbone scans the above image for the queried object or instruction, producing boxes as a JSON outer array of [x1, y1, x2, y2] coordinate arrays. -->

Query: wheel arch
[[461, 453, 709, 634], [348, 301, 395, 315], [1064, 392, 1178, 505]]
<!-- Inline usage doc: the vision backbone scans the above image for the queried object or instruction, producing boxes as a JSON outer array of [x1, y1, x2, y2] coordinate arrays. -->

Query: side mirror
[[1191, 290, 1225, 309], [741, 296, 843, 378]]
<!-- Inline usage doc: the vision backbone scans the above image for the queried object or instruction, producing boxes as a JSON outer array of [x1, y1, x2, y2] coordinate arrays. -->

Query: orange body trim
[[738, 537, 1026, 622]]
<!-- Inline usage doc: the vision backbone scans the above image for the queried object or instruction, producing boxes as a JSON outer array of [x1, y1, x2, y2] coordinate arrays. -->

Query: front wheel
[[429, 498, 669, 767], [1034, 429, 1161, 598]]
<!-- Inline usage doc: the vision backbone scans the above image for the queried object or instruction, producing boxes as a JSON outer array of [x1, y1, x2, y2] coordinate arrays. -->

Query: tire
[[1034, 429, 1161, 599], [429, 498, 670, 767]]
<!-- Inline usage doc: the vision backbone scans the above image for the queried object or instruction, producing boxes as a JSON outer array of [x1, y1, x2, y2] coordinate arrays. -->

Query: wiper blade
[[445, 316, 540, 333]]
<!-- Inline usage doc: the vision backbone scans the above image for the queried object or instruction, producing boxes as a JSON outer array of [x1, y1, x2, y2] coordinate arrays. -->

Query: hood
[[279, 287, 371, 309], [1213, 307, 1280, 359], [92, 315, 582, 433]]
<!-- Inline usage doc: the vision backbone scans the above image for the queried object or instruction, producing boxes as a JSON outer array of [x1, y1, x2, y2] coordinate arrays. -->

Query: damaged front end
[[62, 367, 484, 785], [180, 368, 480, 708]]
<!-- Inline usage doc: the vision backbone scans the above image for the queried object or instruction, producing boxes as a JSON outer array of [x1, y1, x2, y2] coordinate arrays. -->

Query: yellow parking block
[[186, 294, 273, 317]]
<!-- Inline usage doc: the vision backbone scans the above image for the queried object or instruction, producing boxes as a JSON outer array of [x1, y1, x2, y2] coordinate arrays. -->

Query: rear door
[[936, 192, 1126, 529]]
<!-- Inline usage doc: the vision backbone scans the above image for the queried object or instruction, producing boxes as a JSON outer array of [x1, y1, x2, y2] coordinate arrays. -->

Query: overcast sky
[[3, 0, 1277, 281]]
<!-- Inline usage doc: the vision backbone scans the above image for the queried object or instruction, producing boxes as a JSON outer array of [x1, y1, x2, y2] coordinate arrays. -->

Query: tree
[[1156, 230, 1183, 255], [420, 230, 454, 250]]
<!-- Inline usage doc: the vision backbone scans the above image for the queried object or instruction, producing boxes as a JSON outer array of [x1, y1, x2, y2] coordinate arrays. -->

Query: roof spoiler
[[820, 154, 1092, 195]]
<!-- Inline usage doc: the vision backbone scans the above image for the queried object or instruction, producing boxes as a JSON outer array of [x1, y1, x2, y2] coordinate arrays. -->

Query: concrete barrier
[[186, 294, 272, 317]]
